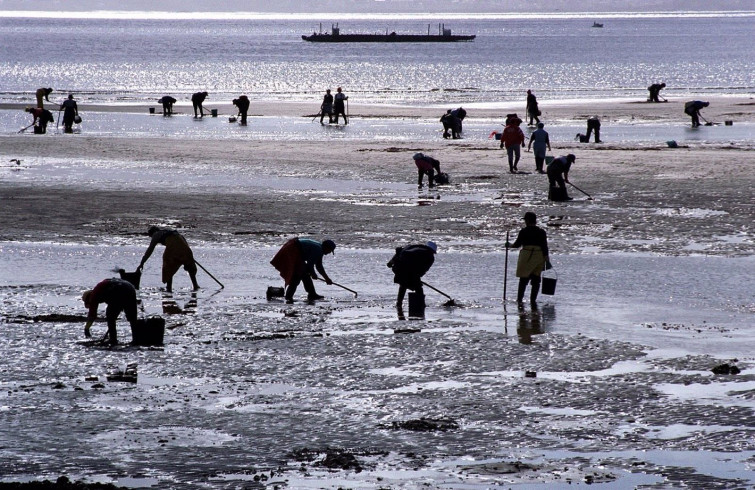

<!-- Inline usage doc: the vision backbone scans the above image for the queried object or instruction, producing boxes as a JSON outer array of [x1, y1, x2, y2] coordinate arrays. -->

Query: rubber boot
[[530, 276, 541, 305], [517, 278, 528, 305]]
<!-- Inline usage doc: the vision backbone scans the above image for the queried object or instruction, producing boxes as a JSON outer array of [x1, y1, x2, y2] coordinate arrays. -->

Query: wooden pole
[[503, 230, 510, 305]]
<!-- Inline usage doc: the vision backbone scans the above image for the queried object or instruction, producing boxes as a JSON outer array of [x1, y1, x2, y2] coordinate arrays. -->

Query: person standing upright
[[320, 89, 334, 124], [506, 212, 551, 308], [527, 122, 551, 174], [333, 87, 348, 124], [60, 94, 79, 133], [526, 89, 540, 126], [191, 91, 209, 118], [501, 116, 525, 173]]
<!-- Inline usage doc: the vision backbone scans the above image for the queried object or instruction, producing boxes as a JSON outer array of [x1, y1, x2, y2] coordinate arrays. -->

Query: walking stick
[[56, 109, 61, 129], [18, 123, 34, 133], [316, 277, 358, 297], [312, 110, 322, 123], [503, 230, 509, 305], [194, 259, 224, 288], [567, 181, 594, 200]]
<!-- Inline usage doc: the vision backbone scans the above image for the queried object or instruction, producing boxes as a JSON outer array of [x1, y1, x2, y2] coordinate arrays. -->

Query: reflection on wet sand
[[516, 304, 555, 345], [162, 292, 197, 315]]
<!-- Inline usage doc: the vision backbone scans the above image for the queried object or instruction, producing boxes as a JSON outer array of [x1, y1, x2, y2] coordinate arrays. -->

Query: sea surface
[[1, 11, 754, 106]]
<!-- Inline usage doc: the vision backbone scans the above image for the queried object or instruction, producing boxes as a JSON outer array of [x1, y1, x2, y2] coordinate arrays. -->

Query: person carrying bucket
[[191, 91, 209, 118], [506, 212, 551, 308], [387, 241, 436, 308], [138, 226, 200, 293], [81, 277, 139, 346], [60, 94, 79, 133], [270, 238, 336, 304]]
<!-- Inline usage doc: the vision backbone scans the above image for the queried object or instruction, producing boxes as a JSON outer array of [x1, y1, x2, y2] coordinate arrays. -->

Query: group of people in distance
[[319, 87, 349, 124], [24, 88, 80, 134]]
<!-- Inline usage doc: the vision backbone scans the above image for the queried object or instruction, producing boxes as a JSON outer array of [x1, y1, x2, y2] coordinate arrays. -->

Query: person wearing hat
[[412, 152, 442, 188], [333, 87, 348, 124], [191, 91, 209, 118], [35, 87, 53, 109], [506, 212, 551, 307], [387, 241, 437, 308], [525, 89, 540, 126], [546, 154, 576, 201], [527, 122, 551, 174], [60, 94, 79, 133], [81, 278, 139, 345], [270, 238, 336, 303], [138, 226, 199, 293], [501, 115, 525, 173]]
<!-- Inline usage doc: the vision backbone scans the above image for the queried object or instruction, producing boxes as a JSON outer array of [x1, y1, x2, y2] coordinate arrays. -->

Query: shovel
[[421, 281, 457, 307], [316, 277, 358, 298], [568, 181, 594, 200]]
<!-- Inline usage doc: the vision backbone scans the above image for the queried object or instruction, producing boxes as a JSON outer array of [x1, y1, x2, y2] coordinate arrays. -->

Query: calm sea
[[1, 12, 753, 106]]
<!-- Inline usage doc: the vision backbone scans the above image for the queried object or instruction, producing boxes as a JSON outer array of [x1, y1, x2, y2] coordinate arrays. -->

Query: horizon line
[[1, 10, 754, 20]]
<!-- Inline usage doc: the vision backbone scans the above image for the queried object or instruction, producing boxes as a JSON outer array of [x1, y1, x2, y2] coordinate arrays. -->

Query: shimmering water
[[1, 12, 753, 105]]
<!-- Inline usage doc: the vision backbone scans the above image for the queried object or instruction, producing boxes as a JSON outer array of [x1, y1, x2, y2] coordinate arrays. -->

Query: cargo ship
[[302, 23, 475, 43]]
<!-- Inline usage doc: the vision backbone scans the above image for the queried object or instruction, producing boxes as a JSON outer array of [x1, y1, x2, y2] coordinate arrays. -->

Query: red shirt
[[502, 125, 525, 147]]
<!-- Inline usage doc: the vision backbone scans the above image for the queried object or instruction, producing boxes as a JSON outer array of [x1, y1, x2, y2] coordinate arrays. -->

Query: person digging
[[387, 241, 437, 308], [82, 278, 139, 346], [270, 238, 336, 304], [138, 226, 200, 293]]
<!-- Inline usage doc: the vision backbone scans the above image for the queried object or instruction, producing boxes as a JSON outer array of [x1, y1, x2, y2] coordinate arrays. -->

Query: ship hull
[[302, 34, 476, 43]]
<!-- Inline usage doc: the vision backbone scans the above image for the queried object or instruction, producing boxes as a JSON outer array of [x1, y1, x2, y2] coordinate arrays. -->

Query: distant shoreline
[[1, 10, 754, 20]]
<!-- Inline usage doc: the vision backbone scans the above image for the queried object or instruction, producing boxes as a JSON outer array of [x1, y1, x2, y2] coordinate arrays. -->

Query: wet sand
[[1, 97, 754, 488]]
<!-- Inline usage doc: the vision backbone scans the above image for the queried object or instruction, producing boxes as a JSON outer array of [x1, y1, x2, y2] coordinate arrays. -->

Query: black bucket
[[540, 270, 557, 296], [132, 316, 165, 346], [118, 269, 142, 290], [149, 107, 155, 114], [33, 126, 45, 134], [266, 286, 285, 301], [548, 186, 569, 202], [210, 109, 218, 117], [408, 292, 425, 318]]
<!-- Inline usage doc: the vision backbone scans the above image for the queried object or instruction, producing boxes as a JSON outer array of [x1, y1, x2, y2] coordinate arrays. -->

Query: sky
[[0, 0, 751, 13]]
